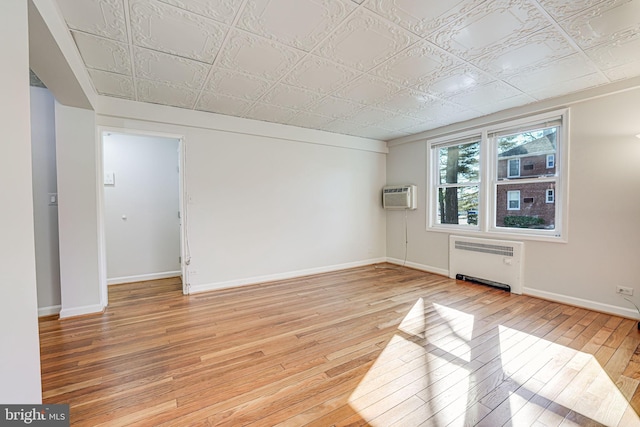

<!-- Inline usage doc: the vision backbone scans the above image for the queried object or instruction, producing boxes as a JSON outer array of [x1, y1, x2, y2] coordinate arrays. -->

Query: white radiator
[[449, 235, 524, 294]]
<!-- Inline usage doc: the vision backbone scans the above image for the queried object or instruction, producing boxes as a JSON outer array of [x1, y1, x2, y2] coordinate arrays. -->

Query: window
[[434, 137, 480, 226], [546, 189, 555, 203], [507, 191, 520, 210], [427, 109, 568, 241], [507, 159, 520, 177], [547, 154, 555, 169]]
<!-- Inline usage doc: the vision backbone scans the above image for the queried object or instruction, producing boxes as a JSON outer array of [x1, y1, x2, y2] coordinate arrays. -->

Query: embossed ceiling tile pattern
[[282, 56, 361, 94], [56, 0, 640, 140], [429, 0, 550, 60], [401, 120, 447, 135], [237, 0, 356, 51], [602, 61, 640, 81], [416, 65, 493, 98], [470, 28, 576, 77], [306, 96, 364, 118], [156, 0, 244, 24], [559, 0, 640, 49], [353, 126, 407, 140], [365, 0, 483, 37], [261, 84, 324, 109], [587, 33, 640, 80], [206, 68, 272, 100], [56, 0, 127, 42], [333, 75, 403, 106], [447, 81, 534, 114], [425, 99, 478, 124], [136, 79, 199, 108], [286, 112, 335, 129], [528, 73, 609, 100], [505, 54, 608, 97], [375, 113, 424, 132], [320, 119, 366, 136], [72, 31, 131, 75], [536, 0, 606, 21], [371, 41, 460, 87], [436, 107, 478, 126], [88, 69, 135, 99], [129, 0, 227, 63], [195, 92, 253, 115], [242, 103, 298, 123], [376, 88, 444, 119], [314, 8, 418, 71], [217, 30, 305, 81], [134, 47, 209, 89], [344, 106, 397, 127]]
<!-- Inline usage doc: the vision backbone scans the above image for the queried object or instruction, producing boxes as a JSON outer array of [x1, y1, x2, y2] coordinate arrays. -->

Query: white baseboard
[[385, 258, 449, 276], [523, 287, 639, 319], [189, 258, 387, 294], [107, 270, 181, 285], [185, 258, 637, 320], [38, 305, 61, 317], [59, 303, 105, 319]]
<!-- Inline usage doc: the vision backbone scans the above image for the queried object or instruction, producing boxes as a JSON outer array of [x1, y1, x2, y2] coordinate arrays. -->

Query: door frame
[[96, 126, 189, 307]]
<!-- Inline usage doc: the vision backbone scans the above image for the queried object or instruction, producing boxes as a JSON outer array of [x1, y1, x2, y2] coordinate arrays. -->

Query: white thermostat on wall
[[104, 171, 115, 185]]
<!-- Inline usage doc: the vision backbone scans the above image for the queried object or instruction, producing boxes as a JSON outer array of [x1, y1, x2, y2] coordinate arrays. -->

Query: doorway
[[99, 129, 187, 304]]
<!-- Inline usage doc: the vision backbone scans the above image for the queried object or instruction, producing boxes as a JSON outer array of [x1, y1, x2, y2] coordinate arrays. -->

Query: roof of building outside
[[499, 136, 556, 157]]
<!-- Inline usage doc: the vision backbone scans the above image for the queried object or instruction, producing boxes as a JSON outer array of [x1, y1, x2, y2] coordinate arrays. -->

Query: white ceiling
[[54, 0, 640, 141]]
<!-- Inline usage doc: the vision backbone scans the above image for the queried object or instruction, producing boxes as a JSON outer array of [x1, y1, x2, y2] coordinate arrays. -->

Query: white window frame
[[426, 109, 569, 242], [546, 189, 555, 203], [507, 158, 521, 178], [547, 154, 555, 169], [507, 190, 520, 210], [427, 130, 482, 231]]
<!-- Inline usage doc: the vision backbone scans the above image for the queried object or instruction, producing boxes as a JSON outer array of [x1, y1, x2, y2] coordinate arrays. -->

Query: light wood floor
[[39, 265, 640, 426]]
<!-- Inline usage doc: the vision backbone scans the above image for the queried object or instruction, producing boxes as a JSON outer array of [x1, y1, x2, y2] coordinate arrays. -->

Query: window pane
[[497, 126, 558, 180], [546, 189, 555, 203], [507, 190, 520, 210], [437, 186, 479, 225], [497, 183, 555, 229], [508, 159, 520, 177], [546, 154, 555, 168], [439, 141, 480, 184]]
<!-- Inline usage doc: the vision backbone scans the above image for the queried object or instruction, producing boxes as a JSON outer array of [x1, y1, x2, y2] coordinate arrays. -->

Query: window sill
[[427, 224, 567, 244]]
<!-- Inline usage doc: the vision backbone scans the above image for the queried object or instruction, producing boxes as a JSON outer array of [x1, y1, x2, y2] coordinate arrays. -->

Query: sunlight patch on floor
[[348, 300, 640, 426], [497, 325, 640, 427]]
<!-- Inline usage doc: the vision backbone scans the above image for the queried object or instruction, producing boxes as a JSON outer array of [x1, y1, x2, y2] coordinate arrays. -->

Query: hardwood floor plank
[[38, 266, 640, 426]]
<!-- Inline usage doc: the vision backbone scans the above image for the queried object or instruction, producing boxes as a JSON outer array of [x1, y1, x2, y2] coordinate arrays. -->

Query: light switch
[[104, 171, 115, 185]]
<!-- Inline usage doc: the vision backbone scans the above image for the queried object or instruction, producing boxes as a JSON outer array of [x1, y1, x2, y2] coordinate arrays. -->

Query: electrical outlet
[[616, 286, 634, 296]]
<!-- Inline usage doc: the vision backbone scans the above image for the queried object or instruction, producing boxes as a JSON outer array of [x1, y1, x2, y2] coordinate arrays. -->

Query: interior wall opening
[[100, 130, 185, 303]]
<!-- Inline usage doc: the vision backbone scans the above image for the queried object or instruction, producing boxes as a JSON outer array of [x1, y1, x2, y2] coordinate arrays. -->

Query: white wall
[[0, 0, 42, 404], [31, 86, 62, 315], [103, 133, 181, 283], [56, 102, 103, 317], [386, 86, 640, 317], [97, 99, 387, 292]]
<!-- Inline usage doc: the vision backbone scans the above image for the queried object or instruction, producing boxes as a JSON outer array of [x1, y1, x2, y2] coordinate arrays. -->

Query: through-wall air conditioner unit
[[383, 185, 417, 210]]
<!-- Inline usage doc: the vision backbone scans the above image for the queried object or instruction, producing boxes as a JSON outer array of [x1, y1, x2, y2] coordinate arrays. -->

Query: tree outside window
[[436, 139, 480, 226]]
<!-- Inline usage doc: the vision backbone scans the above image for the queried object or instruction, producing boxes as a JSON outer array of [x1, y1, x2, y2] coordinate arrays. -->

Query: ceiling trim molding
[[96, 96, 389, 154]]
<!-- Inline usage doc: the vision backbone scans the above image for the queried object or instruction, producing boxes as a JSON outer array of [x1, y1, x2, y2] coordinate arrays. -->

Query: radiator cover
[[449, 235, 524, 294]]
